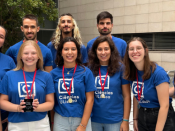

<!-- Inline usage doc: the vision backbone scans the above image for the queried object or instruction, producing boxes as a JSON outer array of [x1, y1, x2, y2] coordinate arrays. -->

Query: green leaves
[[1, 0, 58, 53]]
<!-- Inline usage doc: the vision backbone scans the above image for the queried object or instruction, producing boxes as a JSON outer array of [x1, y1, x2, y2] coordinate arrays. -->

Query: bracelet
[[51, 122, 54, 124], [123, 119, 129, 122], [133, 118, 138, 120], [80, 123, 86, 128]]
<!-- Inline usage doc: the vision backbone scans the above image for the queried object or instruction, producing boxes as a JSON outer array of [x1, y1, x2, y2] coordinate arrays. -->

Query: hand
[[133, 120, 138, 131], [17, 100, 26, 112], [120, 121, 129, 131], [76, 125, 86, 131], [32, 99, 39, 111]]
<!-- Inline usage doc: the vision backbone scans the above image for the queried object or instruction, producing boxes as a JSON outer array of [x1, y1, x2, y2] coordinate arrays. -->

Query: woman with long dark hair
[[0, 40, 55, 131], [88, 36, 131, 131], [124, 37, 175, 131], [50, 37, 96, 131], [0, 26, 16, 131]]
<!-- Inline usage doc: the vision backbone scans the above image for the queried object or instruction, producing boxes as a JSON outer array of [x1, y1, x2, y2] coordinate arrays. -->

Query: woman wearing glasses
[[124, 37, 175, 131]]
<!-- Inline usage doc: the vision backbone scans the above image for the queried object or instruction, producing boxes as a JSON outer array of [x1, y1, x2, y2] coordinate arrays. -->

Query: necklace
[[65, 67, 75, 75]]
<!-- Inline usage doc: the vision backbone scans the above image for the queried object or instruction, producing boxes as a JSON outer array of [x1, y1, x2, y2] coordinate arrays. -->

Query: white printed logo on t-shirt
[[18, 82, 36, 98], [58, 78, 74, 94], [132, 81, 144, 99], [95, 75, 110, 89]]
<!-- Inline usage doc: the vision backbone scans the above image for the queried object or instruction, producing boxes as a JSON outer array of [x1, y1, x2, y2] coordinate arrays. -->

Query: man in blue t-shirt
[[86, 11, 127, 59], [47, 13, 88, 68], [5, 14, 53, 72]]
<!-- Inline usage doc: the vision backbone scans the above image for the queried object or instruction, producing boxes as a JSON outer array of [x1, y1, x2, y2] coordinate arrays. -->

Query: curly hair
[[88, 36, 122, 76], [51, 13, 82, 50], [55, 37, 82, 67], [123, 37, 156, 81]]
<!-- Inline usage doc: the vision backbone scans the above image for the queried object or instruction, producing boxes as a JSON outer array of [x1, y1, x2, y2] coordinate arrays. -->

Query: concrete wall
[[59, 0, 175, 71]]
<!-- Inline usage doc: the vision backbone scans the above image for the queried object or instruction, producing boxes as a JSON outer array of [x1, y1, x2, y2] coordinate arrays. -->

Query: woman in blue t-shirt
[[124, 37, 175, 131], [50, 37, 96, 131], [0, 25, 16, 131], [88, 36, 131, 131], [0, 40, 55, 131]]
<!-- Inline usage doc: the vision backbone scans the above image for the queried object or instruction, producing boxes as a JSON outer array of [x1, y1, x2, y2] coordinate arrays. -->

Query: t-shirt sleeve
[[84, 68, 97, 92], [44, 50, 53, 67], [45, 73, 55, 94], [81, 45, 88, 64], [154, 68, 170, 87], [120, 69, 130, 85], [0, 74, 8, 95], [5, 47, 15, 61], [10, 58, 16, 69]]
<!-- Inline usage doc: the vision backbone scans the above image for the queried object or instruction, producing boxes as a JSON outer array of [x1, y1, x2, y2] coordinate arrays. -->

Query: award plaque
[[23, 99, 33, 112]]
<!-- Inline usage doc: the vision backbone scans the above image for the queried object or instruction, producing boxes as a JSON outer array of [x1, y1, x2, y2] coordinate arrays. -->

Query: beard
[[63, 31, 71, 35], [98, 28, 111, 36], [24, 33, 36, 40]]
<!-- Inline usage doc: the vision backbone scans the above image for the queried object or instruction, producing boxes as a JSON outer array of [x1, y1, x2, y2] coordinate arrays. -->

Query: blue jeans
[[91, 121, 122, 131], [138, 104, 175, 131], [53, 113, 92, 131]]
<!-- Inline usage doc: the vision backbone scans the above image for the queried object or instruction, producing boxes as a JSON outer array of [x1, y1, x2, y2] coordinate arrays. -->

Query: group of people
[[0, 10, 175, 131]]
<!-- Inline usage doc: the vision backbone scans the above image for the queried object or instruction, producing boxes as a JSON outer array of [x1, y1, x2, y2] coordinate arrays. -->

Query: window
[[113, 32, 175, 50]]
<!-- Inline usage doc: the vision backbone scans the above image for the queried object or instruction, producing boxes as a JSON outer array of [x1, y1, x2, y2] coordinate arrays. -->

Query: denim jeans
[[91, 121, 122, 131], [53, 113, 92, 131], [138, 104, 175, 131]]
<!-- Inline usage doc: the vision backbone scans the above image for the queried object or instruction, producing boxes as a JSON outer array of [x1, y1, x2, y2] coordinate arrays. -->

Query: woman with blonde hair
[[0, 40, 55, 131], [124, 37, 175, 131]]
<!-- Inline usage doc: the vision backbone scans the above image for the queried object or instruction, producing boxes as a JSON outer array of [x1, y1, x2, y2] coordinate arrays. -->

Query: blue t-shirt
[[6, 40, 53, 67], [0, 69, 55, 123], [47, 42, 88, 68], [86, 36, 127, 59], [91, 65, 129, 123], [50, 65, 96, 117], [130, 65, 171, 108], [0, 53, 16, 114]]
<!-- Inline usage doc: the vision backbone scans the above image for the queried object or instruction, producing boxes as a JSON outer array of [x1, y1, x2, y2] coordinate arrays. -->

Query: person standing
[[88, 36, 131, 131], [0, 25, 16, 131], [5, 14, 53, 72], [0, 40, 55, 131], [47, 13, 87, 68], [50, 37, 96, 131], [124, 37, 175, 131], [86, 11, 127, 60]]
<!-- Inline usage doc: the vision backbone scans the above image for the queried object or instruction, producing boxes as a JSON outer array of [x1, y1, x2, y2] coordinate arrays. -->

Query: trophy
[[23, 99, 33, 112]]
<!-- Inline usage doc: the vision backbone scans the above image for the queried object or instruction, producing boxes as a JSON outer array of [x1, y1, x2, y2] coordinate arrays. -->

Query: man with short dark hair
[[6, 14, 53, 72], [86, 11, 127, 59]]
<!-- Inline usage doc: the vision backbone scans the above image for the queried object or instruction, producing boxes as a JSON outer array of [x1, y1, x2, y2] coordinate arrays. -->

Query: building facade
[[58, 0, 175, 71]]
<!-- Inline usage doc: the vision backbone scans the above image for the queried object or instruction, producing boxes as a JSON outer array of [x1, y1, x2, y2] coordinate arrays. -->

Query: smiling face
[[96, 41, 111, 65], [62, 41, 77, 67], [59, 15, 74, 35], [21, 44, 39, 69], [97, 18, 113, 36], [21, 18, 40, 41], [128, 40, 145, 66], [0, 27, 6, 48]]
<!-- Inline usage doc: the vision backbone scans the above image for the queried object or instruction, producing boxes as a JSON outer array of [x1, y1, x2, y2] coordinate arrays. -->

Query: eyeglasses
[[128, 47, 144, 52]]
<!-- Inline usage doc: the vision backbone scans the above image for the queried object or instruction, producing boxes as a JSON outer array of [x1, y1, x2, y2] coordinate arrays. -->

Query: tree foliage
[[0, 0, 58, 52]]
